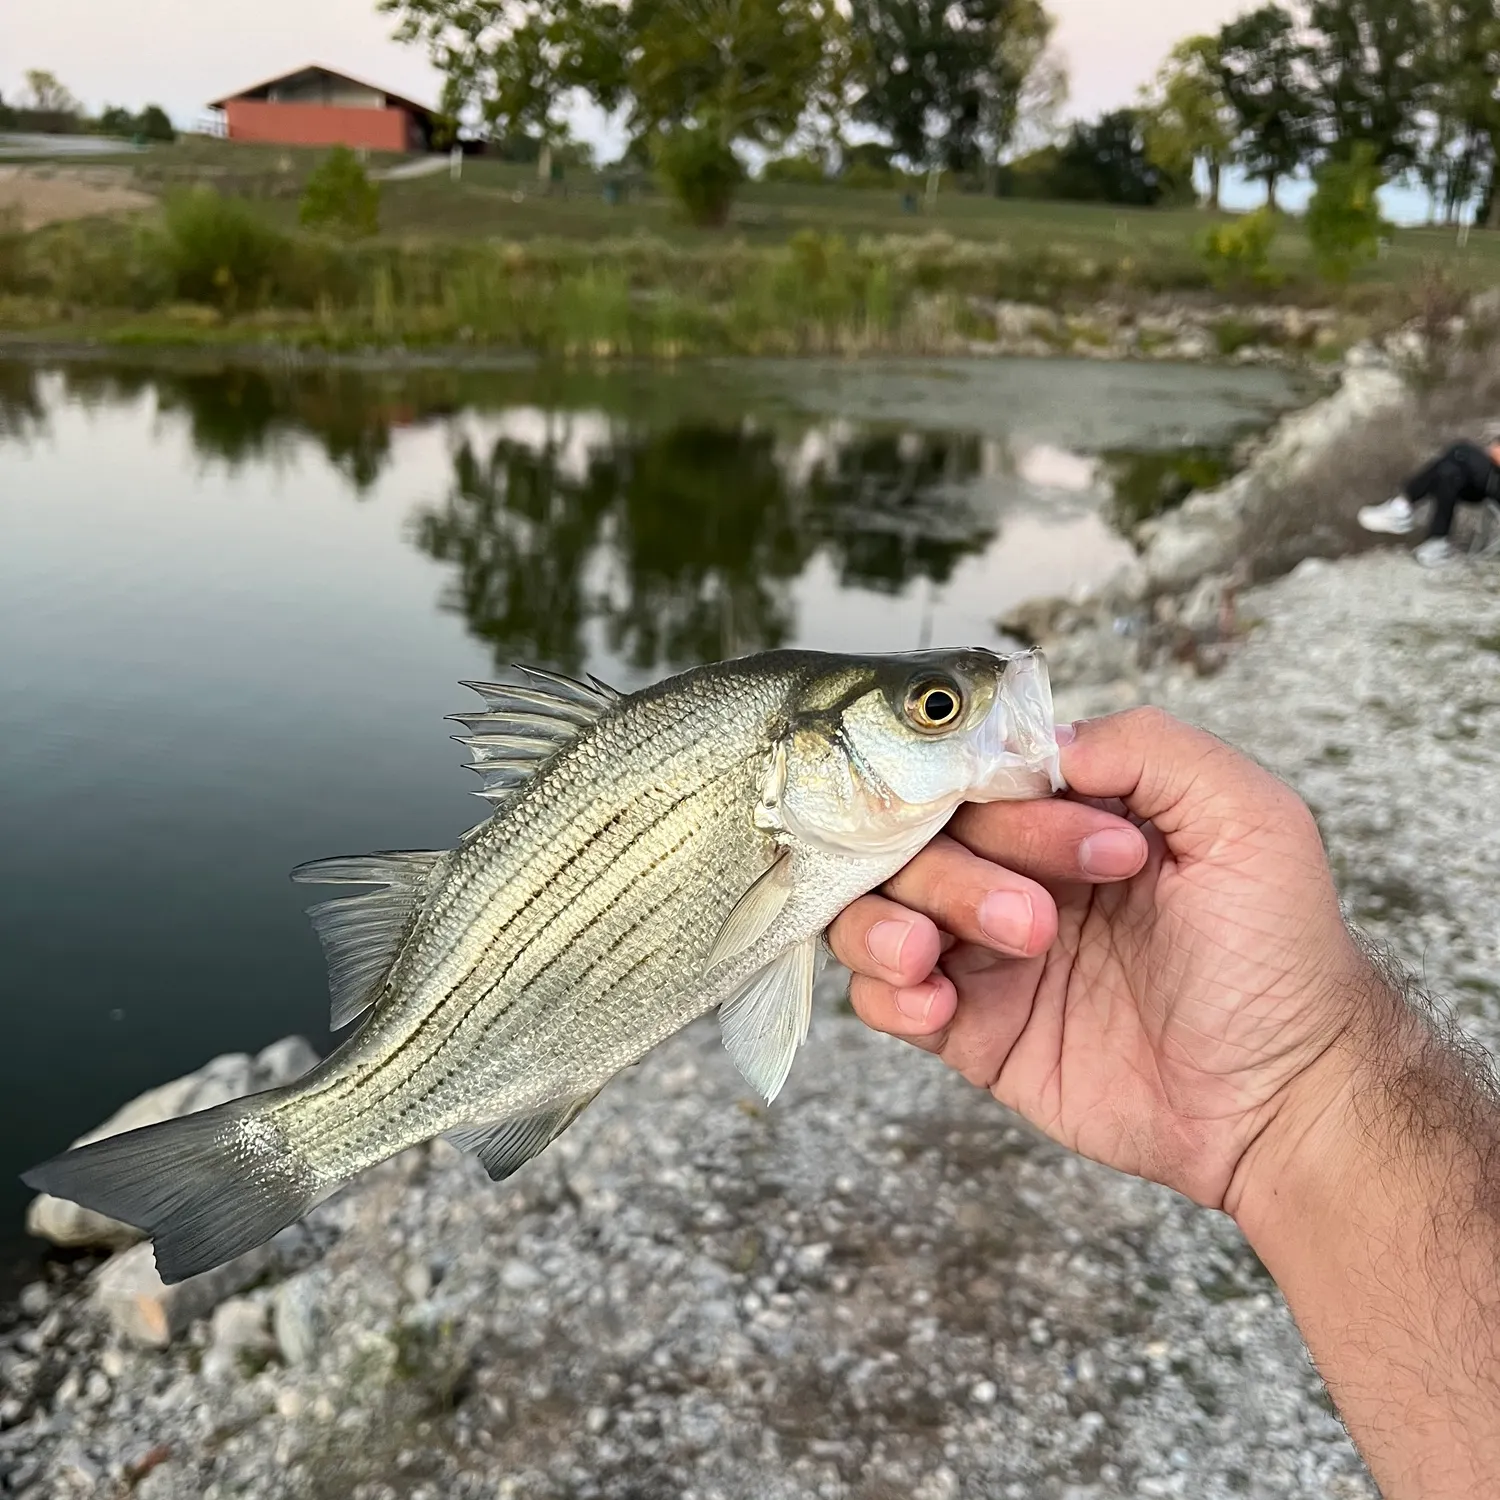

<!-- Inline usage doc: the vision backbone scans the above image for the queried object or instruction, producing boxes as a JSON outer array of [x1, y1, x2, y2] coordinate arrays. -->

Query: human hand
[[829, 707, 1375, 1214]]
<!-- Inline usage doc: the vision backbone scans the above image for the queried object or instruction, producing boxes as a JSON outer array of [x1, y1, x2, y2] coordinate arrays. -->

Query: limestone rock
[[272, 1270, 327, 1367], [201, 1298, 276, 1382], [92, 1242, 273, 1348]]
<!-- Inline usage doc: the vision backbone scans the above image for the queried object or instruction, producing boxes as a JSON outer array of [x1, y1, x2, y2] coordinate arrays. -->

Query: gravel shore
[[7, 544, 1498, 1500]]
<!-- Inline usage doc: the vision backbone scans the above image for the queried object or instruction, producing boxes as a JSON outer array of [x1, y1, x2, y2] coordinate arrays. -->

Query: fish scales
[[281, 663, 794, 1175], [21, 648, 1062, 1283]]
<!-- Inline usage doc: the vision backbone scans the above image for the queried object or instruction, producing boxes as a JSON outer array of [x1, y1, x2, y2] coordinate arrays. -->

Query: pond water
[[0, 354, 1299, 1280]]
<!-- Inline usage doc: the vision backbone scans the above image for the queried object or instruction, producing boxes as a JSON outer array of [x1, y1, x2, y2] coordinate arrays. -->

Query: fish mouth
[[973, 649, 1066, 799]]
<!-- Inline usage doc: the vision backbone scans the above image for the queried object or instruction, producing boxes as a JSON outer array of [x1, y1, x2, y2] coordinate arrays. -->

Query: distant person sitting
[[1358, 431, 1500, 567]]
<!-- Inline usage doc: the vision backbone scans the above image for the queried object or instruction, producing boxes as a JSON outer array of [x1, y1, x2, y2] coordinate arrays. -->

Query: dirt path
[[0, 166, 154, 231]]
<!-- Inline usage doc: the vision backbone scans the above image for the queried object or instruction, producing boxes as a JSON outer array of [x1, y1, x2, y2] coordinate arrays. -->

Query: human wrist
[[1224, 952, 1427, 1251], [1227, 947, 1499, 1266]]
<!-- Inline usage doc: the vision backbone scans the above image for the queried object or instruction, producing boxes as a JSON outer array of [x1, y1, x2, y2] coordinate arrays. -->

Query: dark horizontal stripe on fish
[[306, 767, 739, 1132], [342, 815, 705, 1133], [277, 728, 704, 1120], [422, 717, 729, 1000]]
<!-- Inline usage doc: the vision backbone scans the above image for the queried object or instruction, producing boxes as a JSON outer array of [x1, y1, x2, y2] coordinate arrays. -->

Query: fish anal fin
[[443, 1093, 596, 1183], [290, 851, 447, 1030], [707, 850, 794, 970], [718, 936, 819, 1106]]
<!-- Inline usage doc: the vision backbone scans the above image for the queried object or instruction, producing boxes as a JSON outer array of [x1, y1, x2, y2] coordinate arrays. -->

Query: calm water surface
[[0, 355, 1299, 1278]]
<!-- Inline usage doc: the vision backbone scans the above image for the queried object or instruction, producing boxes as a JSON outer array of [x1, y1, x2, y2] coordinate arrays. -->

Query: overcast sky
[[5, 0, 1256, 138]]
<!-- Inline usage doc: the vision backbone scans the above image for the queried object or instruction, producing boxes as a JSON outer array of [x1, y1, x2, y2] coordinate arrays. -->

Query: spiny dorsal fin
[[442, 1092, 597, 1182], [450, 665, 620, 806], [706, 850, 794, 970], [718, 936, 820, 1106], [291, 851, 447, 1029]]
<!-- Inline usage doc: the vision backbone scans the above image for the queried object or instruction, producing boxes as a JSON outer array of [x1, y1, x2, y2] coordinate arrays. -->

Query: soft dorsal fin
[[450, 665, 620, 806], [718, 936, 820, 1105], [706, 850, 794, 970], [290, 851, 447, 1029], [442, 1092, 597, 1181]]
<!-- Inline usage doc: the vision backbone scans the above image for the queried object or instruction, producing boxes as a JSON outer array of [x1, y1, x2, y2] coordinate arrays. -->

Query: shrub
[[300, 146, 381, 240], [1306, 143, 1384, 285], [97, 104, 176, 143], [654, 129, 744, 228], [839, 161, 898, 190], [137, 105, 176, 144], [1200, 207, 1278, 289], [0, 208, 24, 294], [157, 188, 290, 312], [761, 154, 828, 186]]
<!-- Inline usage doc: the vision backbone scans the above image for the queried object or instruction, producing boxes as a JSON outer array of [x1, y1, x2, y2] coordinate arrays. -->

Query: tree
[[379, 0, 627, 176], [992, 0, 1069, 167], [1414, 0, 1500, 227], [1303, 0, 1427, 172], [1216, 5, 1317, 208], [1140, 35, 1234, 209], [23, 70, 78, 115], [848, 0, 1039, 179], [1048, 108, 1194, 206], [624, 0, 828, 224]]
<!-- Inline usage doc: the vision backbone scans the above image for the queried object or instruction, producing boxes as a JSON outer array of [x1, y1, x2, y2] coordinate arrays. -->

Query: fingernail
[[978, 890, 1034, 951], [1080, 828, 1143, 878], [1055, 722, 1078, 747], [866, 920, 911, 973], [895, 982, 936, 1023]]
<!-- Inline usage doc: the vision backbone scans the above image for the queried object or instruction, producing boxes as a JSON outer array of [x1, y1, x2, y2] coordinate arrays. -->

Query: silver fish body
[[24, 648, 1062, 1282]]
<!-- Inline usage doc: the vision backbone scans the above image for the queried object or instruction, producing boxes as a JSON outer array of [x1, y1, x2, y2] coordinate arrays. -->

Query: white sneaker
[[1358, 496, 1416, 535], [1415, 537, 1456, 568]]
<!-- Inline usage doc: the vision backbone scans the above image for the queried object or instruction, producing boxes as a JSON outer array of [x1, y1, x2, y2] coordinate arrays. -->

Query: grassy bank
[[1, 134, 1492, 358]]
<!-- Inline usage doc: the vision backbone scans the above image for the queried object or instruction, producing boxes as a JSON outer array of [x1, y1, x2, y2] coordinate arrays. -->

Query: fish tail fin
[[21, 1091, 320, 1285]]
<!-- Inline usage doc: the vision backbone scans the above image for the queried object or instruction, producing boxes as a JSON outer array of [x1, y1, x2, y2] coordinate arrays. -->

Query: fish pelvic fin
[[21, 1093, 318, 1285], [443, 1092, 597, 1182]]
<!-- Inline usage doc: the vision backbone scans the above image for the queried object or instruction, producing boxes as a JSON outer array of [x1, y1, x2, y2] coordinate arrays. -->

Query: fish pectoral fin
[[291, 850, 448, 1030], [707, 850, 794, 970], [442, 1092, 597, 1183], [718, 936, 820, 1106]]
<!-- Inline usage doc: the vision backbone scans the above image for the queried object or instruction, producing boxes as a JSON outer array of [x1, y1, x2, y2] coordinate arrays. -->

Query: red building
[[209, 65, 437, 154]]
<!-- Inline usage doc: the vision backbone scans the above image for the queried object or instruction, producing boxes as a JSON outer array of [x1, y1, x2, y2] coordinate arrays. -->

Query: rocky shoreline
[[0, 290, 1411, 374], [7, 338, 1500, 1499]]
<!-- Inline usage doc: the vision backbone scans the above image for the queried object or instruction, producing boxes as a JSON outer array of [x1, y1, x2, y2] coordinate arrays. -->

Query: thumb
[[1059, 707, 1298, 862]]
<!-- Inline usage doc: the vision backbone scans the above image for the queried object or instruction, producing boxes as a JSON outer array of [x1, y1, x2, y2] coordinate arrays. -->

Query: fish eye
[[905, 679, 964, 732]]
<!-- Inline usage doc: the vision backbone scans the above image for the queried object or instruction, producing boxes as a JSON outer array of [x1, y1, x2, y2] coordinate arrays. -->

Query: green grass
[[7, 132, 1497, 283], [2, 133, 1495, 358]]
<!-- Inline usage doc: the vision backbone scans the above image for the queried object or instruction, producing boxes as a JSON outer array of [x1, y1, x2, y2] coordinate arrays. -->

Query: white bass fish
[[24, 648, 1062, 1282]]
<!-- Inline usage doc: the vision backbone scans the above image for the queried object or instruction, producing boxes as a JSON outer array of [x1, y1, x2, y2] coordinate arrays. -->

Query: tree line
[[1138, 0, 1500, 226], [382, 0, 1500, 226], [0, 70, 175, 143]]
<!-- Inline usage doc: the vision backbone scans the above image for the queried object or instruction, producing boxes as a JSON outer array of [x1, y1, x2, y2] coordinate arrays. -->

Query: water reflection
[[414, 419, 997, 671], [3, 359, 1261, 677], [19, 360, 1010, 673], [0, 361, 46, 440]]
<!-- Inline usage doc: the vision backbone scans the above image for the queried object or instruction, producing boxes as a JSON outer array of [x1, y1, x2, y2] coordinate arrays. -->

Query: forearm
[[1232, 959, 1500, 1499]]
